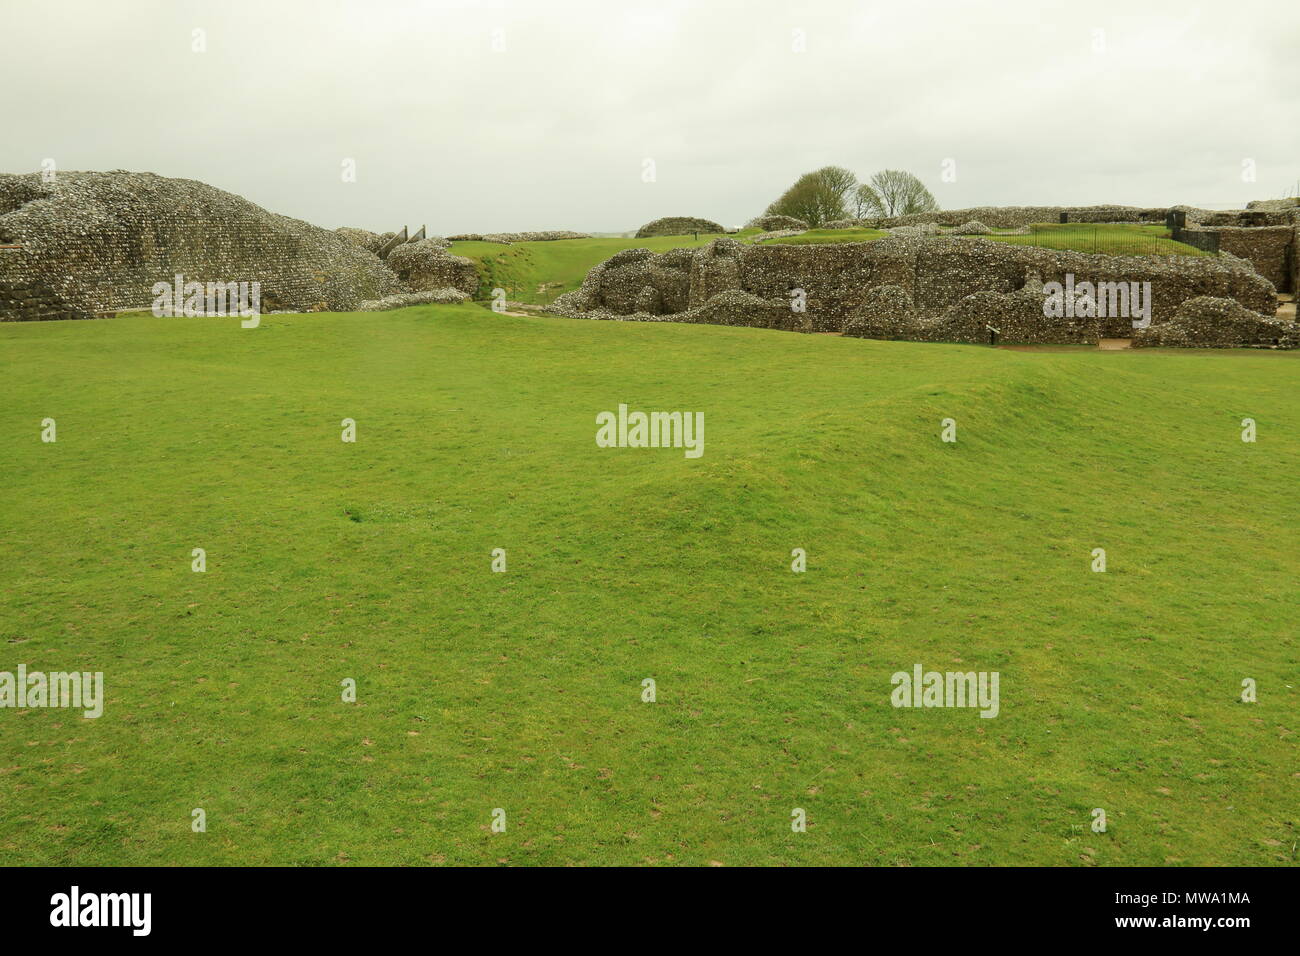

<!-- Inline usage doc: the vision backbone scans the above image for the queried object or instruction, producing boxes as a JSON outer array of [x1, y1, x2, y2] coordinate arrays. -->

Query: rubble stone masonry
[[0, 171, 401, 319], [549, 235, 1282, 346]]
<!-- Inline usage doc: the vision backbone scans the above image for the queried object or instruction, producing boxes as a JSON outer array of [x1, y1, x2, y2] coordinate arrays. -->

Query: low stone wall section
[[550, 235, 1282, 345], [1133, 296, 1298, 348]]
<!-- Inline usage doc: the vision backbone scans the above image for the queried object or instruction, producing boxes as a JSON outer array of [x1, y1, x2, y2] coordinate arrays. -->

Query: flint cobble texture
[[1132, 296, 1298, 349], [635, 216, 726, 238], [0, 171, 402, 319], [550, 235, 1281, 344]]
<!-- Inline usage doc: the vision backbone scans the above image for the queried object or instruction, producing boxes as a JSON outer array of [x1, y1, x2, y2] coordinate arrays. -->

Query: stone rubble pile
[[385, 238, 479, 295], [888, 222, 942, 238], [745, 214, 809, 231], [950, 220, 993, 235], [356, 288, 470, 311], [1132, 296, 1298, 348]]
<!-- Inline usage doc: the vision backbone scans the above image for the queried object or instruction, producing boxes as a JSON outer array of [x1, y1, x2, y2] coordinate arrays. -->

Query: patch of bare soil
[[997, 344, 1096, 352], [998, 339, 1131, 352]]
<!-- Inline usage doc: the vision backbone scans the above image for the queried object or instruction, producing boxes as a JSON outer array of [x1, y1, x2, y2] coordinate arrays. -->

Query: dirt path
[[1276, 293, 1295, 322]]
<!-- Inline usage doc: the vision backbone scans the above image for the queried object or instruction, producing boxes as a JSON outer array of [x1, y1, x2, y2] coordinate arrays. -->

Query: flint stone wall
[[844, 279, 1099, 345], [1245, 199, 1300, 214], [385, 238, 479, 294], [1182, 225, 1293, 291], [0, 171, 402, 320], [550, 235, 1277, 343], [357, 288, 470, 311], [447, 231, 590, 243], [827, 205, 1169, 230], [1176, 205, 1300, 228], [635, 216, 726, 238], [746, 214, 809, 231], [752, 228, 806, 242], [0, 279, 93, 321], [1132, 296, 1298, 349]]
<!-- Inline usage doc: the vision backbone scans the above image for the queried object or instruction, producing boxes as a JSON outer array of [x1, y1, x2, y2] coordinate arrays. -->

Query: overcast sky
[[4, 0, 1298, 234]]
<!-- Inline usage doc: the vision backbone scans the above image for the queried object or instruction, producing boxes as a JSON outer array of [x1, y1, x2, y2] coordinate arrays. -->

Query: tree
[[764, 166, 940, 224], [867, 169, 939, 218], [765, 166, 859, 227], [852, 183, 884, 219]]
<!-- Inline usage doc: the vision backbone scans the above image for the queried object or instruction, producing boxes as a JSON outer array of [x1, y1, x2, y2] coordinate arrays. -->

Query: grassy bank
[[1, 307, 1295, 865]]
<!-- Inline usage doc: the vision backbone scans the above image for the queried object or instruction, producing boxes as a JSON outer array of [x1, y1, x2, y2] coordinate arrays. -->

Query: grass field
[[1, 306, 1296, 866]]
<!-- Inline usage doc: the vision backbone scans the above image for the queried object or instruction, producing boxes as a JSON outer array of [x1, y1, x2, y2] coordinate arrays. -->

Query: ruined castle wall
[[1202, 226, 1293, 291], [843, 205, 1169, 230], [0, 172, 402, 320], [736, 239, 1274, 335], [1181, 208, 1298, 228], [551, 236, 1279, 343], [0, 278, 91, 321], [735, 241, 915, 331], [912, 241, 1277, 335]]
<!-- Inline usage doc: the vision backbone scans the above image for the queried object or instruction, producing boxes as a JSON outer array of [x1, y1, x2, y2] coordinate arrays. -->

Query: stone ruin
[[547, 234, 1289, 348], [634, 216, 726, 238], [7, 170, 1295, 348], [1168, 207, 1299, 292], [818, 200, 1300, 296], [950, 221, 993, 235], [826, 204, 1172, 231], [0, 170, 550, 321], [384, 238, 479, 296], [751, 228, 807, 243], [1132, 296, 1298, 349], [356, 288, 471, 311], [0, 171, 404, 319], [746, 214, 808, 232], [446, 230, 591, 243]]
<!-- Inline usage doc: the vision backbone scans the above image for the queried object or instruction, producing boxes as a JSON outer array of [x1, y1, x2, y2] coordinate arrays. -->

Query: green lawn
[[1, 307, 1296, 866], [986, 223, 1211, 257]]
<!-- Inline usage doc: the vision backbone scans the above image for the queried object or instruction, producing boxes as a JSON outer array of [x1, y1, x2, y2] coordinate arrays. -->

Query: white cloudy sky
[[3, 0, 1298, 233]]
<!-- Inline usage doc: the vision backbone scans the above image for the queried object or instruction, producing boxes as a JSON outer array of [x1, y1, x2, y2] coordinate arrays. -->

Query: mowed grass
[[987, 223, 1210, 257], [0, 306, 1296, 867]]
